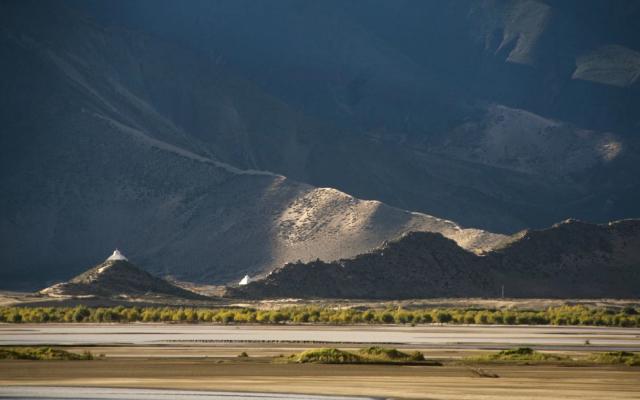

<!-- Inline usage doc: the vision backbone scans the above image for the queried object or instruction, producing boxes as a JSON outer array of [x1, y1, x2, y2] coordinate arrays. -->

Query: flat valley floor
[[1, 324, 639, 399]]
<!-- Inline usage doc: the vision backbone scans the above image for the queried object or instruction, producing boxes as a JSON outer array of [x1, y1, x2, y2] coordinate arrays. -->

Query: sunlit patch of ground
[[1, 354, 639, 400]]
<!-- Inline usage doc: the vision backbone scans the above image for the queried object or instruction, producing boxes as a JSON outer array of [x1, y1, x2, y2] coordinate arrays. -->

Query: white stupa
[[239, 275, 250, 285], [107, 249, 128, 261]]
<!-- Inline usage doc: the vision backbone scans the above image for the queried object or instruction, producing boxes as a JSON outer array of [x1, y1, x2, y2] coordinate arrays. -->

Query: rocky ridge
[[228, 219, 640, 299]]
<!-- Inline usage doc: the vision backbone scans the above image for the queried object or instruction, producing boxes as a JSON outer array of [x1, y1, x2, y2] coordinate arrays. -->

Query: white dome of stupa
[[107, 249, 128, 261]]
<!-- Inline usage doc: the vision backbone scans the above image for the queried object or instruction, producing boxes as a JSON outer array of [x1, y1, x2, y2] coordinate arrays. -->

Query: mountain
[[0, 1, 504, 290], [227, 219, 640, 299], [40, 250, 204, 300], [72, 0, 640, 231], [485, 219, 640, 297], [1, 1, 639, 292]]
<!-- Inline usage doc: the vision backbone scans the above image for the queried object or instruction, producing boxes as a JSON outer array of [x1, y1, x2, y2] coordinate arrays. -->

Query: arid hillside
[[228, 219, 640, 299], [0, 2, 505, 289]]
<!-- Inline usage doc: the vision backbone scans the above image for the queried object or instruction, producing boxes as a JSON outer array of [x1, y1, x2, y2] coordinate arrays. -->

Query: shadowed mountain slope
[[73, 0, 640, 231], [228, 219, 640, 299], [485, 219, 640, 298], [0, 1, 503, 290], [3, 1, 639, 235], [226, 232, 486, 299]]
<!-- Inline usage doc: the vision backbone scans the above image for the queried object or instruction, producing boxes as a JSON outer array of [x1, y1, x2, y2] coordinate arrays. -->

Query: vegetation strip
[[465, 347, 569, 363], [464, 347, 640, 366], [1, 305, 639, 327], [0, 347, 96, 361], [588, 351, 640, 366]]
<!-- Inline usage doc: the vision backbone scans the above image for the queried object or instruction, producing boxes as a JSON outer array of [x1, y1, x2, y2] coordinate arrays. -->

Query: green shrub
[[72, 306, 91, 322], [420, 313, 433, 323], [436, 311, 453, 323], [474, 312, 489, 324], [9, 313, 22, 323], [379, 312, 394, 323]]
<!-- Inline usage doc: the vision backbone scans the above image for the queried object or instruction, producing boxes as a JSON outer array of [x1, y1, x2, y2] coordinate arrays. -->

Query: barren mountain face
[[69, 0, 640, 230], [1, 1, 639, 292], [0, 1, 505, 289]]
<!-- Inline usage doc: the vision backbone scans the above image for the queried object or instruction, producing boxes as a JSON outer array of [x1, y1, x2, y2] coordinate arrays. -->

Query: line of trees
[[0, 305, 638, 327]]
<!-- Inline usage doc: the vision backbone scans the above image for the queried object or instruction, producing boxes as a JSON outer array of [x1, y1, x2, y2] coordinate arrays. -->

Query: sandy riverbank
[[1, 356, 639, 400]]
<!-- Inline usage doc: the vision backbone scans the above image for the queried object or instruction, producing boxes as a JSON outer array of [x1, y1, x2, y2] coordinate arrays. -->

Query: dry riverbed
[[1, 355, 639, 400], [1, 324, 639, 399]]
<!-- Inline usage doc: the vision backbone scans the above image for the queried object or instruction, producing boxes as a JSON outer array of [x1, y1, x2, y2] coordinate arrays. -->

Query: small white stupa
[[107, 249, 128, 261], [239, 275, 250, 285]]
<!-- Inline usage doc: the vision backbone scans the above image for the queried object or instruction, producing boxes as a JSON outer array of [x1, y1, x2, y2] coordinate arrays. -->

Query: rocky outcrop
[[226, 232, 487, 299], [228, 219, 640, 299], [483, 219, 640, 298]]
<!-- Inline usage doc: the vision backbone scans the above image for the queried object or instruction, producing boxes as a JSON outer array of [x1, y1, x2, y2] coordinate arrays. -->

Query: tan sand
[[1, 357, 639, 400]]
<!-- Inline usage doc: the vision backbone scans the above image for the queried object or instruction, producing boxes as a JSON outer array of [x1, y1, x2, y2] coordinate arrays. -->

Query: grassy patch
[[466, 347, 568, 364], [358, 346, 425, 362], [288, 348, 363, 364], [588, 351, 640, 366], [286, 347, 437, 365], [0, 347, 96, 361]]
